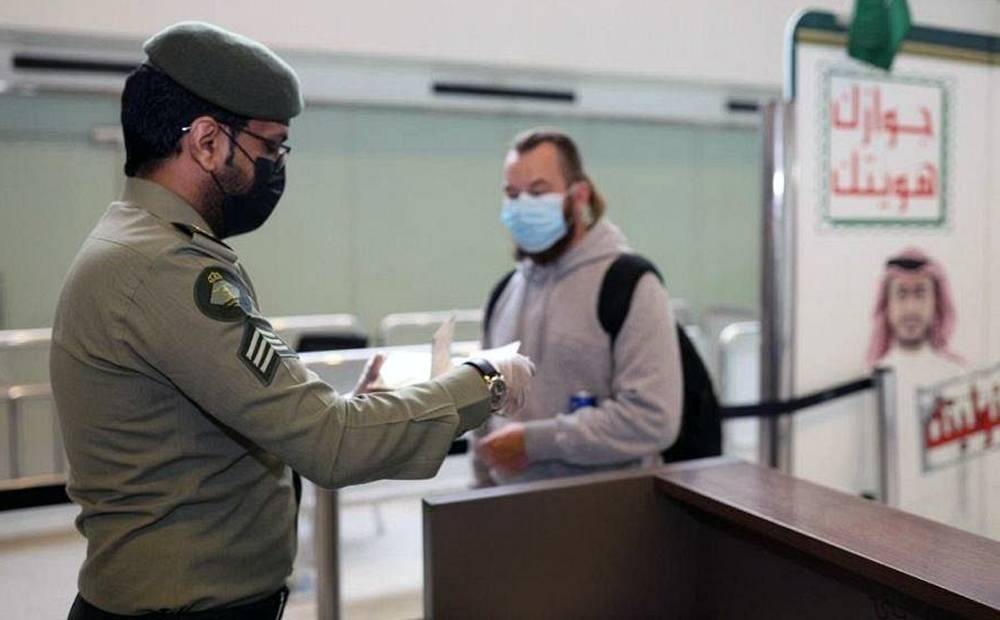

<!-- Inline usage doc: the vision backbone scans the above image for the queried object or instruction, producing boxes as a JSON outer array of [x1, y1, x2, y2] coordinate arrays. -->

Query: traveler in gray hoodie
[[473, 128, 683, 485]]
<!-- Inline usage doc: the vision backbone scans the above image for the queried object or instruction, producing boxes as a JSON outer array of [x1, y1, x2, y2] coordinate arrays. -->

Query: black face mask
[[211, 135, 286, 239]]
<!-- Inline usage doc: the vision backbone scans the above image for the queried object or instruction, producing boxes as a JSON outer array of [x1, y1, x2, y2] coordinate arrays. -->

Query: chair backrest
[[297, 333, 368, 352], [2, 383, 59, 480], [268, 314, 368, 353], [0, 330, 58, 481], [0, 328, 52, 386], [376, 309, 483, 346], [700, 306, 758, 382], [716, 320, 761, 464], [717, 321, 761, 406]]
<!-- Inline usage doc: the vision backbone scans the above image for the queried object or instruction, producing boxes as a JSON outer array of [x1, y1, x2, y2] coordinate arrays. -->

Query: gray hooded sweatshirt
[[476, 219, 683, 485]]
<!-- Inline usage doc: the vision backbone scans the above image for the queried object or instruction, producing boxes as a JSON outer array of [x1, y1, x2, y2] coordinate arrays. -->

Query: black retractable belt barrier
[[448, 376, 876, 457], [719, 377, 876, 419], [0, 377, 877, 512]]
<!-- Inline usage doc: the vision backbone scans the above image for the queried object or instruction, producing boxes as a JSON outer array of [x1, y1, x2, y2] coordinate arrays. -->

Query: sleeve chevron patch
[[238, 318, 297, 385]]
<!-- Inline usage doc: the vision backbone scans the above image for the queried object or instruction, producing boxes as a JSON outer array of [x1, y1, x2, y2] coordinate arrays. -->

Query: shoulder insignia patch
[[239, 318, 297, 385], [194, 267, 254, 321]]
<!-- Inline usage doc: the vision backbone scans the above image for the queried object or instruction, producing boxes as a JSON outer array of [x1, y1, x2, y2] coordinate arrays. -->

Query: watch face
[[488, 377, 508, 412]]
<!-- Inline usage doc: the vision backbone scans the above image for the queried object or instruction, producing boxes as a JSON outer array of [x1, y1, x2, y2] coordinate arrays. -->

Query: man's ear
[[184, 116, 227, 173], [570, 180, 593, 224], [571, 179, 592, 208]]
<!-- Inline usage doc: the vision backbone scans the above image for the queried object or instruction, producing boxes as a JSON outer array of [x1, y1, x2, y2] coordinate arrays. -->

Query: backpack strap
[[484, 269, 516, 338], [486, 254, 660, 345], [598, 254, 663, 344]]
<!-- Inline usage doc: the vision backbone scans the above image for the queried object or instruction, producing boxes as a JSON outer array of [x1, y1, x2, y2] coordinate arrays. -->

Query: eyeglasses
[[180, 123, 292, 161], [238, 127, 292, 160]]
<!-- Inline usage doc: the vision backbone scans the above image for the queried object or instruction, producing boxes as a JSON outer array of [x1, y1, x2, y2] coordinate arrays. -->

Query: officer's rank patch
[[195, 267, 254, 322], [239, 319, 296, 385]]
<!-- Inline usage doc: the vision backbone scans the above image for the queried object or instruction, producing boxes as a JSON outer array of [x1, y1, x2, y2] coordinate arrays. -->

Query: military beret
[[143, 22, 303, 122]]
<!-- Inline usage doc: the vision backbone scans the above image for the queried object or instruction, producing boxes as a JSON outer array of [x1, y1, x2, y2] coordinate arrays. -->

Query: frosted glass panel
[[0, 94, 760, 332]]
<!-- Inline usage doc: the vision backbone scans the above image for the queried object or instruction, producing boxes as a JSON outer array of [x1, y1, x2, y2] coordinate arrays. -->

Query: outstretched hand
[[476, 422, 527, 474], [349, 353, 386, 397]]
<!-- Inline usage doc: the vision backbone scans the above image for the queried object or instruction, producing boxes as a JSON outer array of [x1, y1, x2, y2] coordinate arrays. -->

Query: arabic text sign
[[823, 70, 947, 225], [918, 363, 1000, 472]]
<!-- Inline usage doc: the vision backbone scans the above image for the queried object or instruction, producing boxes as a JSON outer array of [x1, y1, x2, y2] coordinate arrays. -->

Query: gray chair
[[269, 314, 368, 353], [376, 309, 483, 347], [0, 328, 52, 386], [0, 329, 59, 480]]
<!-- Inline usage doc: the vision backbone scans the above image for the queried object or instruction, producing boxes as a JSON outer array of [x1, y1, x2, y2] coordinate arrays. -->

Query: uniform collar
[[120, 177, 217, 238]]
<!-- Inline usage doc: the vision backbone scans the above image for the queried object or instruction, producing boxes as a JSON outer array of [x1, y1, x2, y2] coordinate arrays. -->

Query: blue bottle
[[569, 390, 597, 412]]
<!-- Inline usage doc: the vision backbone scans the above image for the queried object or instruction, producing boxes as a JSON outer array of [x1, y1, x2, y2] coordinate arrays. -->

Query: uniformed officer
[[52, 22, 533, 618]]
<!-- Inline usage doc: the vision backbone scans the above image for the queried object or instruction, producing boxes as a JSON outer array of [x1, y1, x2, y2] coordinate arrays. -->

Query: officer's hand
[[479, 351, 534, 417], [476, 422, 527, 474], [348, 354, 386, 397]]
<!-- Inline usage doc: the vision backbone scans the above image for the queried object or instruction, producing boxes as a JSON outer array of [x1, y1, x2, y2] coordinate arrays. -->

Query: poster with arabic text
[[822, 69, 948, 227]]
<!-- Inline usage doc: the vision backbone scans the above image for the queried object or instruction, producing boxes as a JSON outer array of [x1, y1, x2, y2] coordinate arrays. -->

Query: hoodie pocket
[[545, 330, 612, 405]]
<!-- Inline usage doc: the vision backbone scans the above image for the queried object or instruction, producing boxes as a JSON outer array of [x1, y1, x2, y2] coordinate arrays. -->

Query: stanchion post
[[315, 487, 340, 620], [875, 368, 899, 506], [6, 390, 19, 479], [760, 99, 796, 472]]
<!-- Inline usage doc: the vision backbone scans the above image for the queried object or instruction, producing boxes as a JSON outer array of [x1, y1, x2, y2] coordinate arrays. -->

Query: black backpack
[[485, 254, 722, 464]]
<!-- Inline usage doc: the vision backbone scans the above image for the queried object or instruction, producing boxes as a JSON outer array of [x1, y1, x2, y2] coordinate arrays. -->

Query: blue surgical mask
[[500, 193, 568, 253]]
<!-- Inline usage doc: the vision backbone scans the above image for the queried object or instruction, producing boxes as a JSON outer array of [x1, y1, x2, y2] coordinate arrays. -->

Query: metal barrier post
[[53, 411, 65, 474], [315, 487, 340, 620], [6, 389, 18, 479], [875, 368, 899, 506], [0, 273, 5, 330], [760, 99, 796, 472]]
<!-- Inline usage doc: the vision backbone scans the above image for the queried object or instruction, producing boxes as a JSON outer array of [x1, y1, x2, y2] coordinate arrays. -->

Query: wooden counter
[[423, 458, 1000, 619]]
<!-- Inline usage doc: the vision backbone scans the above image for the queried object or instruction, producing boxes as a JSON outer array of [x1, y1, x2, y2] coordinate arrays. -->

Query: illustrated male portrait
[[866, 247, 963, 369]]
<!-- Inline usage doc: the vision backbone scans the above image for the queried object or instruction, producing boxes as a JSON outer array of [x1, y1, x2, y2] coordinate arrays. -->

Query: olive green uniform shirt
[[51, 178, 489, 614]]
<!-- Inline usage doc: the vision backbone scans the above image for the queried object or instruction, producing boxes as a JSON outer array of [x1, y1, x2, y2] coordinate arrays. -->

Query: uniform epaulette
[[172, 222, 238, 264]]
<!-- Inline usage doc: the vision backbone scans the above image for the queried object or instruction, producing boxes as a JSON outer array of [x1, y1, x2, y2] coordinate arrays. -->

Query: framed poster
[[822, 68, 948, 226]]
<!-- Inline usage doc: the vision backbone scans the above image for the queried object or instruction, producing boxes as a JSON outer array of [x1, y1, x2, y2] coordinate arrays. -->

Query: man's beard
[[516, 230, 573, 264], [516, 197, 575, 265], [893, 319, 931, 349], [201, 162, 246, 237]]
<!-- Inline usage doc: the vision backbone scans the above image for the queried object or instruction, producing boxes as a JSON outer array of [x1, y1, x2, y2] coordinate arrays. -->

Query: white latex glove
[[476, 349, 535, 417]]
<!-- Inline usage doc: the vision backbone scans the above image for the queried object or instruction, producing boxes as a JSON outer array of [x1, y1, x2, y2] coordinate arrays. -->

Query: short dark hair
[[511, 128, 606, 222], [120, 64, 248, 177]]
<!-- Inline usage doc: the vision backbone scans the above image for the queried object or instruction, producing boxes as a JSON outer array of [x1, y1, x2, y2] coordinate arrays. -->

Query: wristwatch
[[463, 357, 509, 413]]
